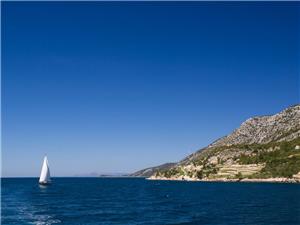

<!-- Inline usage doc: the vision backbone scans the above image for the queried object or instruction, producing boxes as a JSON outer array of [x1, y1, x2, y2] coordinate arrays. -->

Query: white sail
[[39, 156, 51, 184]]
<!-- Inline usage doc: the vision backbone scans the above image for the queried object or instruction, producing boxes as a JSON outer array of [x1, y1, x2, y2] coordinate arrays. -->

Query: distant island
[[74, 172, 129, 177], [132, 104, 300, 183]]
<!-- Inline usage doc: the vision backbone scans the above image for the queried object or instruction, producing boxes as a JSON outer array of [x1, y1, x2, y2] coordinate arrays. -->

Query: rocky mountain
[[134, 104, 300, 182], [209, 104, 300, 147]]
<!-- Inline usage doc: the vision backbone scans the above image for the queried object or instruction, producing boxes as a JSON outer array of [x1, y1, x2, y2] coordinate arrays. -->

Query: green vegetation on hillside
[[160, 167, 185, 178], [239, 138, 300, 178]]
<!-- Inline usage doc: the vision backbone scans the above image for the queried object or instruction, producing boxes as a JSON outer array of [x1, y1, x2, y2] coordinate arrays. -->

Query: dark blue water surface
[[2, 178, 300, 225]]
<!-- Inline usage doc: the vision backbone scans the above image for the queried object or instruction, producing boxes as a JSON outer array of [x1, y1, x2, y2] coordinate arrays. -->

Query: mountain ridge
[[132, 104, 300, 182]]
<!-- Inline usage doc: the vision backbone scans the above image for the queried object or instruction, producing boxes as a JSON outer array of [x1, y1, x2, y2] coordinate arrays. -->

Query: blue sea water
[[1, 178, 300, 225]]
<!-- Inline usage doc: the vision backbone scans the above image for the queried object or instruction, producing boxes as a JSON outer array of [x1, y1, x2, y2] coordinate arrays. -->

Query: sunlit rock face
[[209, 104, 300, 147]]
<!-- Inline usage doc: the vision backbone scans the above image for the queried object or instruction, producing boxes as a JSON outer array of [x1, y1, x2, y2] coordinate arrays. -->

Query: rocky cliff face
[[209, 104, 300, 147], [138, 104, 300, 181]]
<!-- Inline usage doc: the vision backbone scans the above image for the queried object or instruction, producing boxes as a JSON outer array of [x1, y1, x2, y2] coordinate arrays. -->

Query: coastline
[[146, 176, 300, 183]]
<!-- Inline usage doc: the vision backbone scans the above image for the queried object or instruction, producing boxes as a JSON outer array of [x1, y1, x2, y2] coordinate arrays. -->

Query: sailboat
[[39, 156, 51, 185]]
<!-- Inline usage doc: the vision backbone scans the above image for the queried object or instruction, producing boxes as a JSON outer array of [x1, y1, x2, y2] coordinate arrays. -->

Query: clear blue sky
[[2, 2, 299, 177]]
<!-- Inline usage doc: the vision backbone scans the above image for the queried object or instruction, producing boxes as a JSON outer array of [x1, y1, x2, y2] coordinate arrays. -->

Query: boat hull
[[39, 181, 51, 186]]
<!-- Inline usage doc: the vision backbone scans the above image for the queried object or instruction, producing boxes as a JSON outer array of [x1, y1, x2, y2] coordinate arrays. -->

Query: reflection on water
[[39, 184, 48, 189]]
